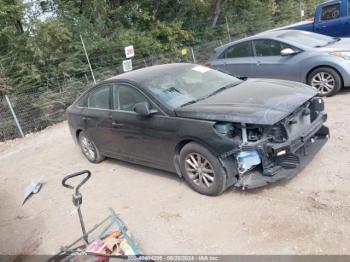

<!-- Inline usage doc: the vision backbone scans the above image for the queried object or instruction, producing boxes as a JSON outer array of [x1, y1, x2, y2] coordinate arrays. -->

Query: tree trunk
[[79, 0, 84, 14], [15, 20, 24, 33], [211, 0, 223, 27]]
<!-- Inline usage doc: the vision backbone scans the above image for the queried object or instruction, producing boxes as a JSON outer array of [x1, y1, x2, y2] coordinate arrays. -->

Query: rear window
[[87, 85, 110, 109], [77, 95, 87, 107], [321, 3, 340, 21], [222, 41, 253, 59]]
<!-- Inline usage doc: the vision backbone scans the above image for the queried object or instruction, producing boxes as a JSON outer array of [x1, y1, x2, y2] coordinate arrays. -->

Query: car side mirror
[[133, 102, 158, 116], [280, 48, 299, 56]]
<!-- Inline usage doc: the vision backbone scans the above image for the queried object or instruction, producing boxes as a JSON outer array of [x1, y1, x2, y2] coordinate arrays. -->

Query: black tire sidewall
[[179, 142, 227, 196], [308, 67, 342, 97]]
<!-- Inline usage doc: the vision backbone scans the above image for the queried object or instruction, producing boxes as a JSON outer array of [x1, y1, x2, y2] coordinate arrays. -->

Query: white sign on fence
[[122, 59, 133, 72], [124, 45, 134, 58]]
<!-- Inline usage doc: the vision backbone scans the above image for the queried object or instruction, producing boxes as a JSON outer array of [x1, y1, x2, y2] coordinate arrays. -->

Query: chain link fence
[[0, 39, 224, 142]]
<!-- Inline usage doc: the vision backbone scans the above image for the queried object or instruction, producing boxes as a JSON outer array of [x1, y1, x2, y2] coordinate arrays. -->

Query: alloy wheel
[[311, 72, 335, 95], [80, 136, 96, 161], [184, 153, 215, 188]]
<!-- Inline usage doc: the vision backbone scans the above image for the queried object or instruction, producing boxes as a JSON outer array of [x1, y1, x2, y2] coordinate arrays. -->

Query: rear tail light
[[204, 62, 212, 68]]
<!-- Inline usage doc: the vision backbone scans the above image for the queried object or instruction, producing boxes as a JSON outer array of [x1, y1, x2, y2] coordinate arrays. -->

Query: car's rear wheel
[[179, 142, 227, 196], [307, 67, 342, 97], [78, 131, 105, 163]]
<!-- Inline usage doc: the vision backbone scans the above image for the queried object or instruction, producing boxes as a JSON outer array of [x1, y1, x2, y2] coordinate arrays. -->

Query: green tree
[[0, 0, 324, 96]]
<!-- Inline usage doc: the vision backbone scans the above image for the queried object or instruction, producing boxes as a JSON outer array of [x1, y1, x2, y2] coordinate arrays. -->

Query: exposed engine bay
[[215, 97, 330, 189]]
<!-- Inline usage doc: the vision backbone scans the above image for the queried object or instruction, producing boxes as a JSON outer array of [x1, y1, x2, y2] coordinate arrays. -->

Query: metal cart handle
[[62, 170, 91, 195], [62, 170, 91, 245]]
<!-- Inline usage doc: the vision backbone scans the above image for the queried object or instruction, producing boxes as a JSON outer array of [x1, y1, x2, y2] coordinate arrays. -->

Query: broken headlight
[[214, 122, 234, 136]]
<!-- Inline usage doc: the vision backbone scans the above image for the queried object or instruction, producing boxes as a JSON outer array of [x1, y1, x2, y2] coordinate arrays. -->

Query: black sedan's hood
[[175, 78, 317, 125]]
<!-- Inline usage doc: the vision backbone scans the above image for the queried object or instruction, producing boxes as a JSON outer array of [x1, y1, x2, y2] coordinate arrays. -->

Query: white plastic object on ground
[[22, 181, 42, 205]]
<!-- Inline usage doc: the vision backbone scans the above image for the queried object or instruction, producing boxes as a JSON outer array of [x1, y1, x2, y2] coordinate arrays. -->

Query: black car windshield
[[143, 65, 241, 108], [278, 31, 337, 48]]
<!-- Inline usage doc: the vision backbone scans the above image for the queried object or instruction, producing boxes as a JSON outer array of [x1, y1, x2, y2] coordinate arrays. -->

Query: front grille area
[[276, 153, 300, 169]]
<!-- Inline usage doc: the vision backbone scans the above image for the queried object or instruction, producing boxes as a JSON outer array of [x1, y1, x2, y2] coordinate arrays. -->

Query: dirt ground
[[1, 90, 350, 256]]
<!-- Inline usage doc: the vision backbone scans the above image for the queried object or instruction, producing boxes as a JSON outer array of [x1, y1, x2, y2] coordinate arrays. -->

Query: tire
[[78, 131, 105, 163], [179, 142, 227, 196], [307, 67, 342, 97]]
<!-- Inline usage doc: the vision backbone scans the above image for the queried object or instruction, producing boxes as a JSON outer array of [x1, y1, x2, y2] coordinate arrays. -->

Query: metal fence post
[[190, 47, 197, 64], [80, 34, 96, 84], [4, 95, 24, 138]]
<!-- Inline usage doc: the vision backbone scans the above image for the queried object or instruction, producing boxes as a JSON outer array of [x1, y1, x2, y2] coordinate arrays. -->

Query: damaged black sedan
[[67, 63, 329, 196]]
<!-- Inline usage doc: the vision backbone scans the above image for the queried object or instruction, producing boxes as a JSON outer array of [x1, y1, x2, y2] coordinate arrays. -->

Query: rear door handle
[[112, 121, 124, 128], [256, 61, 261, 66], [82, 116, 91, 121]]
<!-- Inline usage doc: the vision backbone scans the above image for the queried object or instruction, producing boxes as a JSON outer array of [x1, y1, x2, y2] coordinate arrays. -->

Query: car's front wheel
[[179, 142, 227, 196], [78, 131, 105, 163], [307, 67, 342, 97]]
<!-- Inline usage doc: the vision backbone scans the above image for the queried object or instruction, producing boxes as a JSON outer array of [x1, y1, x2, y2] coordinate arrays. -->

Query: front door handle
[[256, 61, 261, 66], [112, 121, 124, 128], [82, 116, 91, 121]]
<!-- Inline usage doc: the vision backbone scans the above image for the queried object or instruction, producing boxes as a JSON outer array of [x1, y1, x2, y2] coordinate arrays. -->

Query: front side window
[[113, 84, 148, 111], [87, 85, 110, 109], [224, 41, 253, 58], [254, 39, 292, 56], [321, 4, 340, 21]]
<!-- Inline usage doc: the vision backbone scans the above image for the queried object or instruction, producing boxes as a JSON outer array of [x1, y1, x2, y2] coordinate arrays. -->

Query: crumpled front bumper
[[234, 125, 329, 189]]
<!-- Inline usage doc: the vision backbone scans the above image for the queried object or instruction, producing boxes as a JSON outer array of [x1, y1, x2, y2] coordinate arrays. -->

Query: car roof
[[77, 63, 197, 116], [255, 29, 298, 38], [106, 63, 195, 83], [215, 29, 302, 50]]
